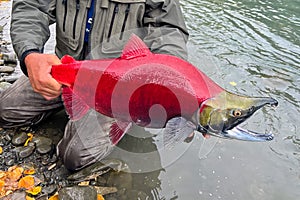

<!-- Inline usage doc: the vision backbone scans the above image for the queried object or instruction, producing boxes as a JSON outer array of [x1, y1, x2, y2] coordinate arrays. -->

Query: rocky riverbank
[[0, 17, 126, 200], [0, 113, 131, 200]]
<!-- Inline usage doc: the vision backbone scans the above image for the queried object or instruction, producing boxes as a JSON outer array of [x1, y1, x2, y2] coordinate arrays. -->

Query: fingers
[[25, 53, 63, 100]]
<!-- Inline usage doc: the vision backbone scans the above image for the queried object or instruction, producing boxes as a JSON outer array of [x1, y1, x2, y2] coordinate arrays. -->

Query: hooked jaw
[[198, 92, 278, 142]]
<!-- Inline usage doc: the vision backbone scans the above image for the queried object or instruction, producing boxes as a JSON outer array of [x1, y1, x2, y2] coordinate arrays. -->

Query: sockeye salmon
[[51, 34, 278, 145]]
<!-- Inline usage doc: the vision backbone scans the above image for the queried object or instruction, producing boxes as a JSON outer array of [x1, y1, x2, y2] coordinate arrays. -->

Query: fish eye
[[232, 109, 242, 117]]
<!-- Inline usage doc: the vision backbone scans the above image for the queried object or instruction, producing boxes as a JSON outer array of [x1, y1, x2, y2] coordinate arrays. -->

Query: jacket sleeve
[[143, 0, 189, 60], [10, 0, 56, 75]]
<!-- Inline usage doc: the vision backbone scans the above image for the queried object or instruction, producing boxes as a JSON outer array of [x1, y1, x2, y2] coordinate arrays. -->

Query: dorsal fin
[[61, 55, 76, 64], [120, 34, 152, 60]]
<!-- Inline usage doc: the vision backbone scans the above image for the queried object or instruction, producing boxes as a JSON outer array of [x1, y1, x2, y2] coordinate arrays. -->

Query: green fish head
[[197, 91, 278, 141]]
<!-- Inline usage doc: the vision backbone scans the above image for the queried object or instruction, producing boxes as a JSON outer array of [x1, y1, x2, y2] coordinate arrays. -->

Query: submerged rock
[[58, 186, 98, 200]]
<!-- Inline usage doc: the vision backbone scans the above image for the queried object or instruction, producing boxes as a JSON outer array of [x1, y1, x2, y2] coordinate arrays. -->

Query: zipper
[[73, 0, 80, 39], [62, 0, 67, 32], [119, 4, 131, 40], [107, 3, 119, 42]]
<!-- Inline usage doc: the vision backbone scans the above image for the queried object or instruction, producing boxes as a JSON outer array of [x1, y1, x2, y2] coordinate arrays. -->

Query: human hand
[[25, 53, 62, 100]]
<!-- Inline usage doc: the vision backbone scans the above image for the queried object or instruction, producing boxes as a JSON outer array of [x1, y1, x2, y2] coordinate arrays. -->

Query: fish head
[[197, 91, 278, 141]]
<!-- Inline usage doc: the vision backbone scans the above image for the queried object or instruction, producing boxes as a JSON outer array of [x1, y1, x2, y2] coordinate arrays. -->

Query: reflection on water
[[1, 0, 299, 199]]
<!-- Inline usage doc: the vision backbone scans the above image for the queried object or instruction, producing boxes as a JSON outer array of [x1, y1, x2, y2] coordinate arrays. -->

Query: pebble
[[11, 132, 28, 146], [0, 65, 15, 73], [3, 75, 19, 83], [36, 143, 53, 155], [0, 52, 17, 64], [32, 136, 53, 147], [42, 184, 57, 196], [18, 145, 36, 158], [0, 81, 11, 92], [5, 158, 14, 166]]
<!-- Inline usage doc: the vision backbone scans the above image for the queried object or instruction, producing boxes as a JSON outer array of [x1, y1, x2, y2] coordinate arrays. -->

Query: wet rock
[[1, 190, 26, 200], [34, 137, 53, 156], [5, 158, 14, 166], [58, 186, 97, 200], [94, 186, 118, 195], [1, 52, 17, 64], [36, 143, 53, 155], [0, 81, 11, 92], [3, 75, 19, 83], [32, 136, 53, 146], [11, 132, 28, 146], [18, 145, 36, 158], [67, 159, 126, 182], [42, 184, 57, 196], [4, 134, 12, 142], [0, 65, 14, 73], [35, 194, 48, 200], [106, 170, 133, 191]]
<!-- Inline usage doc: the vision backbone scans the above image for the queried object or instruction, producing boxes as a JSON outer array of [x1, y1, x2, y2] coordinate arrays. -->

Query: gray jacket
[[10, 0, 189, 75]]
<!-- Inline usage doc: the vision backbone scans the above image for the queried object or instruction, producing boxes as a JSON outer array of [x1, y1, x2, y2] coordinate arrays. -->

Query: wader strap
[[84, 0, 95, 43]]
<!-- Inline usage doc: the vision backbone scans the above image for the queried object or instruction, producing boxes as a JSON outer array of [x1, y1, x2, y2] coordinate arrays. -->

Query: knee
[[0, 95, 15, 127], [57, 133, 114, 171]]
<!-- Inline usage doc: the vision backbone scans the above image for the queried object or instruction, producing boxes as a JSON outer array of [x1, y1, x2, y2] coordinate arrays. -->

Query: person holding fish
[[0, 0, 190, 170], [1, 0, 278, 172]]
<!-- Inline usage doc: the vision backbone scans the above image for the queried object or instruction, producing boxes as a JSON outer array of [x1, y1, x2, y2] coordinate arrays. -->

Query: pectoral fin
[[62, 87, 90, 120], [163, 117, 196, 147]]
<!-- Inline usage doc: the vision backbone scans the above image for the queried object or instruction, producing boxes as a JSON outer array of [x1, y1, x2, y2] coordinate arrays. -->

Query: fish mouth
[[222, 126, 274, 142], [221, 97, 278, 142]]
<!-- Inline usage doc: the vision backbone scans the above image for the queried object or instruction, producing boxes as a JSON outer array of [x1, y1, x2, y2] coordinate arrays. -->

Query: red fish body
[[51, 35, 277, 144], [52, 35, 223, 128]]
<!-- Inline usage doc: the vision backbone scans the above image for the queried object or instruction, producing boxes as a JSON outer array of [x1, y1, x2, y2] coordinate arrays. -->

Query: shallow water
[[156, 0, 300, 199], [1, 0, 299, 199]]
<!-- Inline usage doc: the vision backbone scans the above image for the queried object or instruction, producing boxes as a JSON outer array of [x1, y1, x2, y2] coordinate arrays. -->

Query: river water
[[1, 0, 300, 199]]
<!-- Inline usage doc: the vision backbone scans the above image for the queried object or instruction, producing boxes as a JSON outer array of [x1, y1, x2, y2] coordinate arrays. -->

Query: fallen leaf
[[24, 168, 35, 175], [18, 176, 35, 190], [48, 192, 59, 200], [97, 194, 105, 200], [0, 180, 5, 187], [26, 186, 42, 196], [24, 133, 34, 147], [0, 171, 6, 179], [0, 146, 2, 154], [25, 195, 35, 200], [8, 166, 24, 181]]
